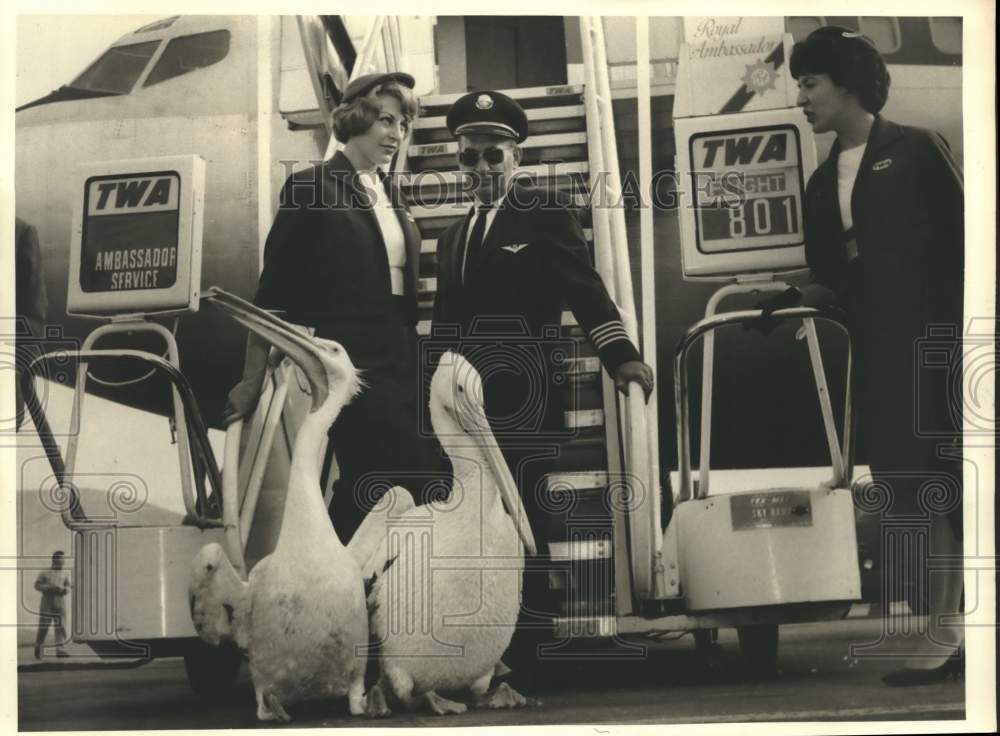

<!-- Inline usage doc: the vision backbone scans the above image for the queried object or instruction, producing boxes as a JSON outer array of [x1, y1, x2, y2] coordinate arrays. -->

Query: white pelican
[[189, 289, 369, 722], [359, 350, 537, 715]]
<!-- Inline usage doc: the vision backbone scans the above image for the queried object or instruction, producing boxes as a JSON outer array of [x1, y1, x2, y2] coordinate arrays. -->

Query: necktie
[[463, 204, 491, 283]]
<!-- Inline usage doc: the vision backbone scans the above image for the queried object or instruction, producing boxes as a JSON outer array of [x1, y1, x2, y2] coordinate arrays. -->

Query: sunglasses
[[458, 147, 507, 167]]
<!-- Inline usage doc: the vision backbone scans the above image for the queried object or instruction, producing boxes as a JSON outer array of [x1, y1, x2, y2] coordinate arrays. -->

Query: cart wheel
[[737, 623, 779, 678], [184, 640, 242, 699], [693, 628, 724, 675], [693, 628, 720, 654]]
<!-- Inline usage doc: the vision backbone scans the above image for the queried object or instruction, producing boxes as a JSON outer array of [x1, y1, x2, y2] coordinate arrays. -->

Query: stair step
[[418, 84, 584, 112], [553, 615, 617, 639], [564, 409, 603, 429], [400, 162, 590, 195], [418, 310, 578, 335], [547, 470, 608, 493], [409, 132, 588, 159], [414, 104, 586, 131], [402, 162, 590, 186], [549, 538, 612, 561]]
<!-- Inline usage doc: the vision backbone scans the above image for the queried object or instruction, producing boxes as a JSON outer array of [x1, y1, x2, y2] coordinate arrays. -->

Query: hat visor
[[454, 122, 519, 140]]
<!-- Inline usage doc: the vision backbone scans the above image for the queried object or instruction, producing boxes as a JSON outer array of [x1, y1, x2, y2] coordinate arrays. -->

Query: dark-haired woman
[[788, 27, 964, 685], [226, 72, 442, 543]]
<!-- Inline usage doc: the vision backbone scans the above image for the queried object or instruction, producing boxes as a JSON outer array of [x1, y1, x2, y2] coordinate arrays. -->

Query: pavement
[[16, 618, 970, 730]]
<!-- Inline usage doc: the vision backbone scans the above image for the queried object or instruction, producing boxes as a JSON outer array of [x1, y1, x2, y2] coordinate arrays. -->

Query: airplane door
[[464, 16, 567, 90]]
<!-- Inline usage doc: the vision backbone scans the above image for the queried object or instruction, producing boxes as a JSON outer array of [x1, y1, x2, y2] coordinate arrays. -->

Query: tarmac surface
[[18, 618, 966, 730]]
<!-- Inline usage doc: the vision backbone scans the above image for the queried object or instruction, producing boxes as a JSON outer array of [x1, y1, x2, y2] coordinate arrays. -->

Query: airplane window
[[144, 30, 231, 87], [858, 17, 901, 54], [929, 18, 962, 55], [787, 17, 824, 42], [134, 16, 179, 34], [70, 41, 161, 95]]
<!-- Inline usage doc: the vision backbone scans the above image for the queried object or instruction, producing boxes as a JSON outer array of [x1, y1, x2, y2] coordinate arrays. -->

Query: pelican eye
[[207, 563, 215, 571]]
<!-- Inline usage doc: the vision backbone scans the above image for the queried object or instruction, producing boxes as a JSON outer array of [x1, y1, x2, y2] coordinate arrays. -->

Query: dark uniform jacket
[[432, 182, 640, 436], [803, 116, 964, 480], [254, 151, 423, 369]]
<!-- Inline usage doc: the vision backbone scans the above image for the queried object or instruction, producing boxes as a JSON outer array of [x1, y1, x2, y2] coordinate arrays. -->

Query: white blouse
[[837, 143, 867, 260], [359, 169, 407, 296]]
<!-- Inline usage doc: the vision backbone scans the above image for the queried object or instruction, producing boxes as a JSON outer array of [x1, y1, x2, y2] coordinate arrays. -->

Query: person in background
[[225, 72, 446, 544], [34, 550, 71, 658], [15, 217, 47, 431], [785, 26, 964, 686]]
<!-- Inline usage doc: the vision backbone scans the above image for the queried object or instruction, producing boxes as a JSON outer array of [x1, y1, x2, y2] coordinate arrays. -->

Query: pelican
[[358, 350, 537, 715], [189, 288, 368, 722]]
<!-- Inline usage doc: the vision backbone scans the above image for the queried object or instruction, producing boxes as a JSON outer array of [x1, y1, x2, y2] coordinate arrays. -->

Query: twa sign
[[674, 109, 818, 279], [69, 156, 205, 316]]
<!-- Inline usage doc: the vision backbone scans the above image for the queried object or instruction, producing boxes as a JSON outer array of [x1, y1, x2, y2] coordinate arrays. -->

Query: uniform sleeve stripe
[[591, 329, 629, 345], [592, 329, 631, 348], [589, 321, 626, 341]]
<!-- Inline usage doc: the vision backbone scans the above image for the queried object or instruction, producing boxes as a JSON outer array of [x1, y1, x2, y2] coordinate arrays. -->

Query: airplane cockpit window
[[787, 17, 824, 42], [929, 18, 962, 55], [70, 41, 161, 95], [143, 30, 231, 87], [134, 16, 179, 34], [858, 17, 901, 54]]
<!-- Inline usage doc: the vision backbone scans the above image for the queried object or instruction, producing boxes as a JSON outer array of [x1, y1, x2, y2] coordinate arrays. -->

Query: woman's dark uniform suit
[[254, 150, 441, 542], [431, 180, 641, 582], [803, 115, 964, 535]]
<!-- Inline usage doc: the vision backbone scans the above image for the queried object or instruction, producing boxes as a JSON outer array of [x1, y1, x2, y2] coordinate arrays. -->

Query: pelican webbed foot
[[255, 689, 292, 722], [473, 681, 529, 709], [364, 684, 392, 718], [424, 690, 467, 715], [348, 677, 367, 716]]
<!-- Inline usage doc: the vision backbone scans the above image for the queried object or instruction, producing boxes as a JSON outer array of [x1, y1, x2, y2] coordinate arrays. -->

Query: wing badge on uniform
[[501, 243, 530, 254]]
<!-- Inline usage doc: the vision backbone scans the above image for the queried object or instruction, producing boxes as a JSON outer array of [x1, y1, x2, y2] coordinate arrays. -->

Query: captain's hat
[[446, 91, 529, 143]]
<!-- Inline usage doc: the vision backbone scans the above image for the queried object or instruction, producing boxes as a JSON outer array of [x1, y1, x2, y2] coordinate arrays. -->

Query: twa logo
[[697, 131, 791, 169], [87, 174, 179, 215]]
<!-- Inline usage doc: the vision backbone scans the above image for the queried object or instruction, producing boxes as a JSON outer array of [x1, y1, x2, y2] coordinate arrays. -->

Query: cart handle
[[28, 349, 223, 529], [673, 306, 855, 503]]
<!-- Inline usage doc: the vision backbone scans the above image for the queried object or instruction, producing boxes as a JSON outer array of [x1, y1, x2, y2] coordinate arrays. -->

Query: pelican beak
[[458, 400, 537, 556], [204, 287, 329, 412]]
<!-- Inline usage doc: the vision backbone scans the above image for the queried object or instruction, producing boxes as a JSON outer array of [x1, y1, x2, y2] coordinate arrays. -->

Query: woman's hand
[[224, 332, 272, 425], [223, 371, 267, 425]]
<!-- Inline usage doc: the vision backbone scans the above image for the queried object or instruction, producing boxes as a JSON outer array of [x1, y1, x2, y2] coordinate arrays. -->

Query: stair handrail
[[580, 16, 661, 600]]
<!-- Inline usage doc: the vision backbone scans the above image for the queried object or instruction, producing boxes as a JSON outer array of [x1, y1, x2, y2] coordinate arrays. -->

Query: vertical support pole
[[635, 17, 663, 575], [801, 318, 846, 484], [580, 17, 632, 615], [222, 422, 248, 578]]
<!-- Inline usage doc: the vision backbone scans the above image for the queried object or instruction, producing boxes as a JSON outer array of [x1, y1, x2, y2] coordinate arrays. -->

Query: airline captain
[[430, 90, 654, 672], [226, 72, 443, 543]]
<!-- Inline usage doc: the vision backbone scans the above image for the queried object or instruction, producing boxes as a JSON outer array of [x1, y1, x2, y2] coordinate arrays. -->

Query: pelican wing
[[347, 485, 415, 577], [188, 543, 251, 650]]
